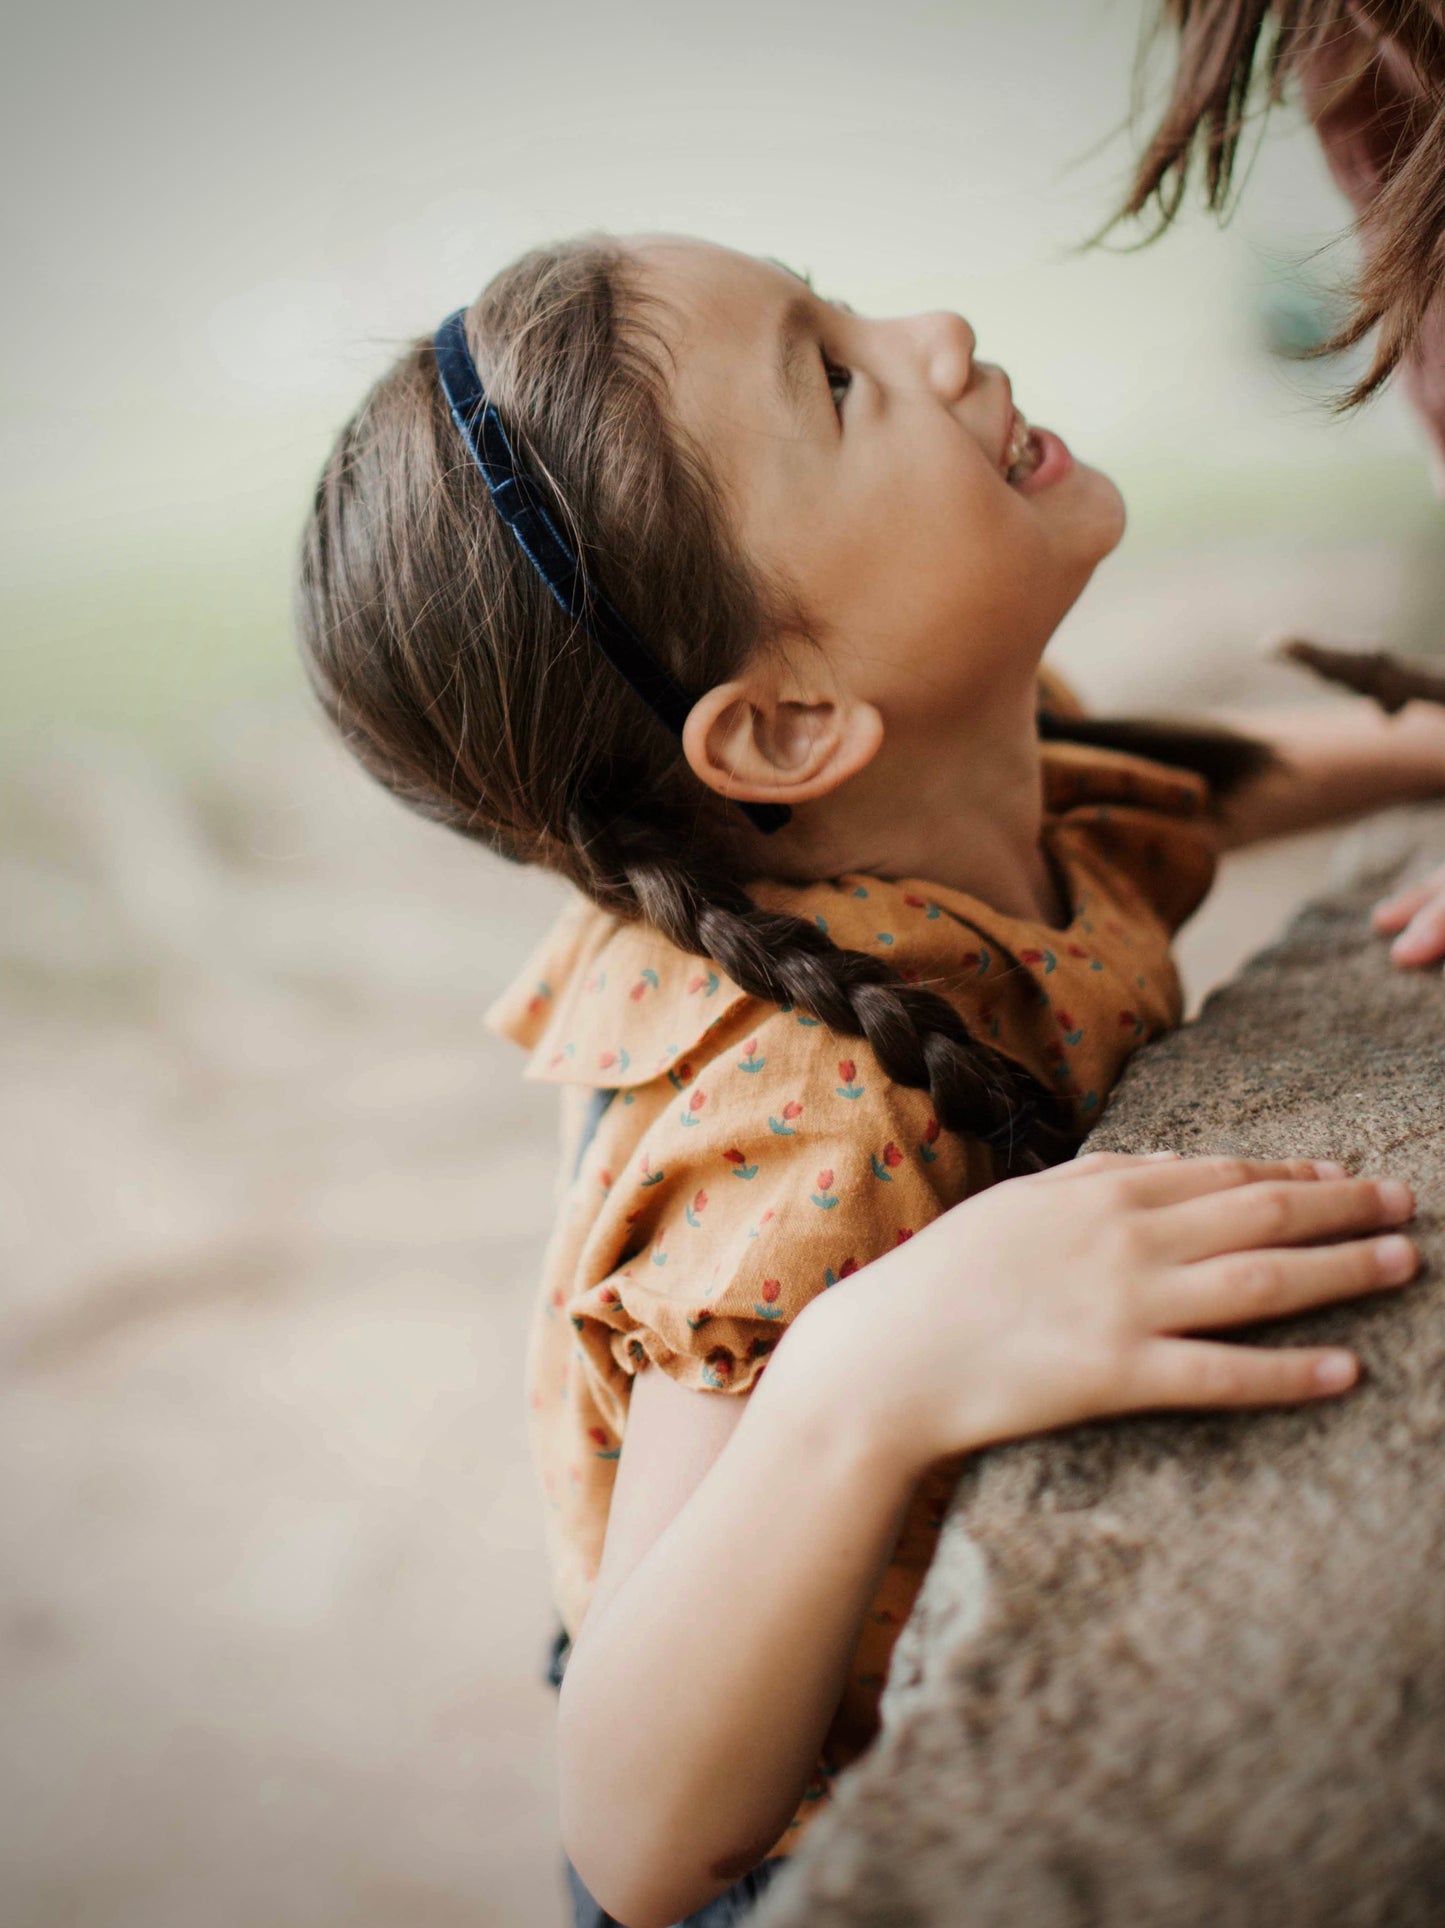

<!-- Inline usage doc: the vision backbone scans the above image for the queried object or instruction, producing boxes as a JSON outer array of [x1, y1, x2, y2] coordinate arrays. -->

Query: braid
[[577, 810, 1078, 1176]]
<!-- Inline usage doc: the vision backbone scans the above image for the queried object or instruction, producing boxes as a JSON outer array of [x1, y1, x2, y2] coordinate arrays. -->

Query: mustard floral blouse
[[487, 734, 1217, 1857]]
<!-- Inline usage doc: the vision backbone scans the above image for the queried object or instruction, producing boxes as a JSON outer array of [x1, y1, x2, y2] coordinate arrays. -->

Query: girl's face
[[634, 239, 1124, 731]]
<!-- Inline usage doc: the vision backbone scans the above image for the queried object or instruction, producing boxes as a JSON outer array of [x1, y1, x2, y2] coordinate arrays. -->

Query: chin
[[1041, 468, 1127, 624], [1073, 461, 1126, 558]]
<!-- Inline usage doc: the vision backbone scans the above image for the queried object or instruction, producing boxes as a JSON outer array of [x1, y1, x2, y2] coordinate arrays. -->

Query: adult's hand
[[1374, 860, 1445, 966]]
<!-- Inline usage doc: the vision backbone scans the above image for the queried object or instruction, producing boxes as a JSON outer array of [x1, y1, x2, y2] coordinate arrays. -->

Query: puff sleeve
[[563, 1008, 992, 1401]]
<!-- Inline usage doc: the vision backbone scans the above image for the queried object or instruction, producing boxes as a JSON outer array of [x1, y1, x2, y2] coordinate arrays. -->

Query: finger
[[1151, 1175, 1413, 1263], [1389, 896, 1445, 968], [1372, 877, 1439, 931], [1095, 1155, 1346, 1210], [1154, 1232, 1417, 1332], [1031, 1150, 1181, 1186], [1128, 1337, 1361, 1412]]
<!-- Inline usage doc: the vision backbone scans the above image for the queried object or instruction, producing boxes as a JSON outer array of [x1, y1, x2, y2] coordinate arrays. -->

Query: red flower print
[[761, 1278, 781, 1304], [838, 1059, 856, 1084], [1056, 1009, 1075, 1032], [1119, 1010, 1137, 1028], [629, 981, 646, 1002], [693, 1189, 708, 1214], [1020, 948, 1044, 965], [598, 1168, 612, 1189], [781, 1100, 803, 1122], [895, 1228, 914, 1245], [599, 1050, 618, 1070], [816, 1168, 834, 1192], [743, 1037, 757, 1056], [758, 1209, 775, 1228], [723, 1147, 747, 1166], [689, 1088, 707, 1112], [960, 952, 981, 970], [882, 1142, 903, 1169], [1067, 942, 1089, 958], [705, 1348, 734, 1382], [923, 1118, 940, 1146], [588, 1426, 608, 1447], [598, 1285, 620, 1307], [903, 892, 926, 908], [838, 1258, 858, 1280]]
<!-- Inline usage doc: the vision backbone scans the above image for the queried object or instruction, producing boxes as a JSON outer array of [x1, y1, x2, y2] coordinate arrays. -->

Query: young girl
[[298, 235, 1441, 1928]]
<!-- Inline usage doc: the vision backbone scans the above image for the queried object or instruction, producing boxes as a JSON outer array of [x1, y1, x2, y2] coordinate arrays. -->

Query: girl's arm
[[557, 1153, 1417, 1928], [560, 1341, 917, 1927], [1213, 697, 1445, 851]]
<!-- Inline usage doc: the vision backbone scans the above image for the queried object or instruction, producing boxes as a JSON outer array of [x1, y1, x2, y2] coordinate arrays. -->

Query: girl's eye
[[823, 355, 852, 418]]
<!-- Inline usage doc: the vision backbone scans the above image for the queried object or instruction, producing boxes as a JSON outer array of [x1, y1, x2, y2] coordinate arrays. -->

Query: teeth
[[1005, 411, 1042, 485]]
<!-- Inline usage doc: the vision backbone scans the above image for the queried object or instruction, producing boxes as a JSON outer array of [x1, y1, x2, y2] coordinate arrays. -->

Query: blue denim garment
[[564, 1850, 786, 1928]]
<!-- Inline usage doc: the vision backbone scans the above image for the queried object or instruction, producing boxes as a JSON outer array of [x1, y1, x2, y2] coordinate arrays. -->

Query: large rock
[[759, 861, 1445, 1927]]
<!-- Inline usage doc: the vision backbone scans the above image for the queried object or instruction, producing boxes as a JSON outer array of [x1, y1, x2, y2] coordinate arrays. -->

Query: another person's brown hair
[[298, 238, 1264, 1170], [1122, 1, 1445, 405]]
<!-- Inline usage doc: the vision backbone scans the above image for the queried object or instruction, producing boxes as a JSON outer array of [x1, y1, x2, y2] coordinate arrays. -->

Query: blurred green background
[[3, 5, 1440, 1927]]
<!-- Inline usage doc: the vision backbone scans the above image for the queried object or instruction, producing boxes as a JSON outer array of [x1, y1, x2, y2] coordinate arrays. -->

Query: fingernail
[[1315, 1353, 1356, 1391], [1376, 1235, 1416, 1282], [1377, 1180, 1415, 1221], [1312, 1160, 1347, 1179]]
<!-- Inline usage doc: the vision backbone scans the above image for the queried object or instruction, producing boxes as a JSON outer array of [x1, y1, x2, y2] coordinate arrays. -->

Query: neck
[[744, 683, 1068, 927]]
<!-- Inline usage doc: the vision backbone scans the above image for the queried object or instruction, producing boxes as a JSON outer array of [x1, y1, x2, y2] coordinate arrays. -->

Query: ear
[[681, 665, 882, 808]]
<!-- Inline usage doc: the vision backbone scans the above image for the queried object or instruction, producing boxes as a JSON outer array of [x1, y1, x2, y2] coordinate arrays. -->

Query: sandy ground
[[2, 533, 1438, 1927]]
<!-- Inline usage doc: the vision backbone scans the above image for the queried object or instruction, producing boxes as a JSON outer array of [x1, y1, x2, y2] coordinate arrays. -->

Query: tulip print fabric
[[487, 735, 1218, 1856]]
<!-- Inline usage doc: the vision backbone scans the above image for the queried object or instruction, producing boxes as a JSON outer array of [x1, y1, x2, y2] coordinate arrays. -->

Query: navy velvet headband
[[432, 309, 790, 836]]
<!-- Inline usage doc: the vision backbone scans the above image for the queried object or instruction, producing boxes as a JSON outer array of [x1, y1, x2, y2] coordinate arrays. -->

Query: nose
[[912, 310, 976, 404]]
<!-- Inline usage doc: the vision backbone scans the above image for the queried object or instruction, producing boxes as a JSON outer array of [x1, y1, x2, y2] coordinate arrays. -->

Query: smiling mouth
[[1003, 407, 1044, 486]]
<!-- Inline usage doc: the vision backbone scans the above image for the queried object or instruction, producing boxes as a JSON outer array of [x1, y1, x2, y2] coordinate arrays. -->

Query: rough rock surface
[[759, 864, 1445, 1927]]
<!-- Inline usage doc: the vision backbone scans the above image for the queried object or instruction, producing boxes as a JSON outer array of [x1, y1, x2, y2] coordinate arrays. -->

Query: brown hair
[[1121, 0, 1445, 405], [298, 237, 1264, 1171]]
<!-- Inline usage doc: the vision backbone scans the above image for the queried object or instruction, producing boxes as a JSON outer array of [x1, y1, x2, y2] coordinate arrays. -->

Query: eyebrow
[[774, 291, 821, 431]]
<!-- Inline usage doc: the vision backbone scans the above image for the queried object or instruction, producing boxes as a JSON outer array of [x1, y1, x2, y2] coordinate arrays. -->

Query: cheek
[[921, 474, 1060, 633]]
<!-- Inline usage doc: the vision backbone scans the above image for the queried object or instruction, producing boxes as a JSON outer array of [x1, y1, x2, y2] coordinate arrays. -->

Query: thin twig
[[1277, 637, 1445, 713]]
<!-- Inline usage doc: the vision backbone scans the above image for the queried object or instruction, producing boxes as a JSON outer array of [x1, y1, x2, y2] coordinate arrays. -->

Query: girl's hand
[[802, 1153, 1417, 1475], [1373, 862, 1445, 967]]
